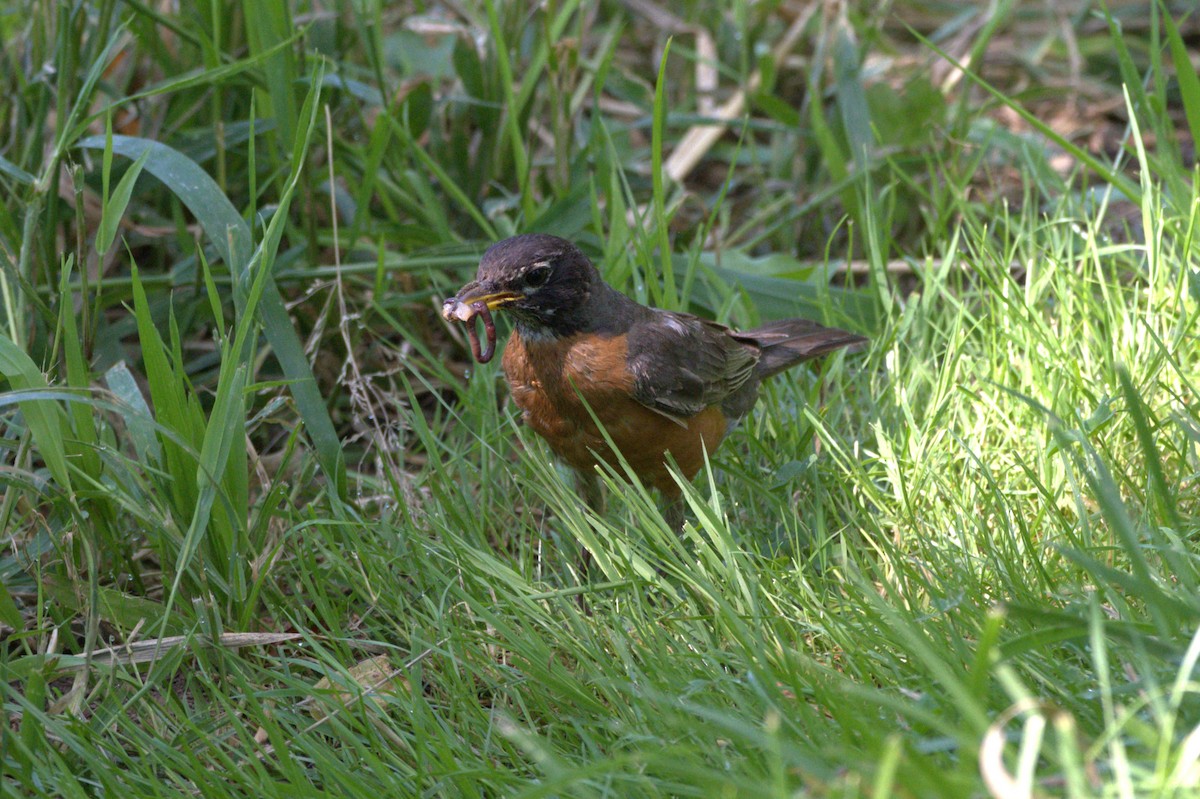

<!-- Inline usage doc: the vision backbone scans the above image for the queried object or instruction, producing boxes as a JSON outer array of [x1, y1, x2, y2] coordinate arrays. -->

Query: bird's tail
[[735, 319, 867, 380]]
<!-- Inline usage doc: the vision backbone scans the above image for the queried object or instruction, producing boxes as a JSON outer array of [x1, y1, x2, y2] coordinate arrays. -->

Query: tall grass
[[2, 2, 1198, 796]]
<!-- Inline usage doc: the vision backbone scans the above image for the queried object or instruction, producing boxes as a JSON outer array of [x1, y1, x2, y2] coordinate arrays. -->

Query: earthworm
[[468, 300, 496, 363]]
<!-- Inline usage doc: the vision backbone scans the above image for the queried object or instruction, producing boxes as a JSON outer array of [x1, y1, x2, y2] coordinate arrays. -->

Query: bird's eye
[[524, 265, 551, 288]]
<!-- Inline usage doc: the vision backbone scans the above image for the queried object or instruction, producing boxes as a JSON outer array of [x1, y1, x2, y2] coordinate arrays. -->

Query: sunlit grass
[[2, 2, 1199, 797]]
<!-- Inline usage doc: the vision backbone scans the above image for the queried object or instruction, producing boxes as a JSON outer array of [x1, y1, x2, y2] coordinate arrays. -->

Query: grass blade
[[96, 149, 150, 257], [1162, 6, 1200, 151], [0, 336, 72, 491]]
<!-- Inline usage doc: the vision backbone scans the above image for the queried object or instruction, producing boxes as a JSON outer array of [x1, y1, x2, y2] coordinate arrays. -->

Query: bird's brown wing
[[625, 309, 759, 425]]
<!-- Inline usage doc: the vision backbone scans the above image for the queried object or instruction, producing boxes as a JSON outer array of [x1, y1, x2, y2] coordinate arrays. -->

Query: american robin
[[442, 233, 866, 531]]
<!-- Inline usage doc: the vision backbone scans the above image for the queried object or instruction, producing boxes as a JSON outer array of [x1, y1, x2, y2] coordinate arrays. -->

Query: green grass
[[2, 2, 1200, 796]]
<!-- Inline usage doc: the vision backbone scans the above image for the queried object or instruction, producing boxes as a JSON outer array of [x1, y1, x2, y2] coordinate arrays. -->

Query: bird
[[442, 233, 866, 541]]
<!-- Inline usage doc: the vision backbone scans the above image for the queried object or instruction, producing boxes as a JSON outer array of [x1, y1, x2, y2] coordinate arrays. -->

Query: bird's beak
[[441, 281, 521, 322]]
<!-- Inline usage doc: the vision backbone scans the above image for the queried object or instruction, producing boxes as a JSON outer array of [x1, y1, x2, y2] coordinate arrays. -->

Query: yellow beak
[[441, 283, 521, 322]]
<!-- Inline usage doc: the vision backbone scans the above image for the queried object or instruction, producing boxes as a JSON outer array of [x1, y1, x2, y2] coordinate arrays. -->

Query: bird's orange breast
[[501, 331, 728, 495]]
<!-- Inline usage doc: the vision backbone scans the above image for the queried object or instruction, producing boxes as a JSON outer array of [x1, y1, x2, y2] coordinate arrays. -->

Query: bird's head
[[442, 234, 600, 338]]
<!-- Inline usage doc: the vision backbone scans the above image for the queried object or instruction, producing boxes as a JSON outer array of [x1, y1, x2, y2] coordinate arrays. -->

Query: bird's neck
[[513, 319, 569, 344]]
